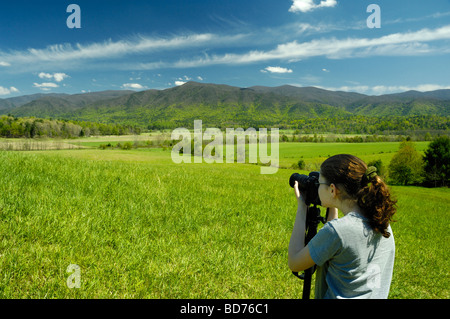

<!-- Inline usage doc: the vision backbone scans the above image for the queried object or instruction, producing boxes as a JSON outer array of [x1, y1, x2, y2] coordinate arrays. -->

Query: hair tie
[[363, 166, 377, 183]]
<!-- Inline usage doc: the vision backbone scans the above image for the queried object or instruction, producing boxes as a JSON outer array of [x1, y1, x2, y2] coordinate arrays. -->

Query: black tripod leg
[[302, 267, 312, 299], [292, 205, 324, 299], [302, 206, 321, 299]]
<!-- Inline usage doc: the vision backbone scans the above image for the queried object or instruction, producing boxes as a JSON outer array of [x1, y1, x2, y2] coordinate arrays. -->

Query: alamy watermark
[[65, 4, 379, 30], [171, 120, 279, 174], [67, 4, 81, 29], [367, 4, 381, 29], [66, 264, 81, 289]]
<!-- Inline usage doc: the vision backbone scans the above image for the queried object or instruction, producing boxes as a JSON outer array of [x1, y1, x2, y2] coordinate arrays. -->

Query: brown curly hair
[[320, 154, 397, 238]]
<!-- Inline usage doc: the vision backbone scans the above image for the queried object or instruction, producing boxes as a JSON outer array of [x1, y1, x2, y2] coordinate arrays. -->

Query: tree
[[423, 136, 450, 187], [388, 141, 424, 185]]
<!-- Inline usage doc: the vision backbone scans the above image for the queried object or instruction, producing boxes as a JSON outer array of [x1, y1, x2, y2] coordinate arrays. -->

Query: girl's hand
[[294, 181, 306, 206]]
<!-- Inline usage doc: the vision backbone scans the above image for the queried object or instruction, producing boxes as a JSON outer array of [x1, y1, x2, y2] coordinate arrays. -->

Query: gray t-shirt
[[308, 212, 395, 299]]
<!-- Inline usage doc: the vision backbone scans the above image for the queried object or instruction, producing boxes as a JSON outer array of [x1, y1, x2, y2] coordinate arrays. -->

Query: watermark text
[[66, 264, 81, 289], [171, 120, 279, 174], [367, 4, 381, 29]]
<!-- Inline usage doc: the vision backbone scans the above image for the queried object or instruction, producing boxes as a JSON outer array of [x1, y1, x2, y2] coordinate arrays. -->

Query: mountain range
[[1, 82, 449, 128]]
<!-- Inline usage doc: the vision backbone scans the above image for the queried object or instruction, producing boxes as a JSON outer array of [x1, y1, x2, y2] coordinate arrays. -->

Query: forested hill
[[1, 82, 449, 129]]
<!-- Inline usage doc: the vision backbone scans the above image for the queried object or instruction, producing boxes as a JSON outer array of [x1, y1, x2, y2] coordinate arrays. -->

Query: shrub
[[291, 159, 306, 170], [121, 142, 133, 150], [388, 141, 424, 185], [297, 159, 306, 170]]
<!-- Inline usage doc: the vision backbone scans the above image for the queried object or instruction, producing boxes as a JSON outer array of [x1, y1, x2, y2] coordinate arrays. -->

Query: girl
[[288, 154, 397, 299]]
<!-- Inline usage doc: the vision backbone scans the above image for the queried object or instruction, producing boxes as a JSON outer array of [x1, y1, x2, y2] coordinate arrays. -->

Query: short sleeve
[[308, 222, 342, 267]]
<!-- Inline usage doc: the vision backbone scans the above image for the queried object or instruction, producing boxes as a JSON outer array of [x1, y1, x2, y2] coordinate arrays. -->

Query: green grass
[[0, 141, 448, 299], [388, 186, 450, 299], [0, 150, 297, 298], [276, 141, 429, 169]]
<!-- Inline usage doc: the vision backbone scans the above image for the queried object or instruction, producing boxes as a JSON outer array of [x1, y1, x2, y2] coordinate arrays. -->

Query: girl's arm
[[288, 182, 316, 272]]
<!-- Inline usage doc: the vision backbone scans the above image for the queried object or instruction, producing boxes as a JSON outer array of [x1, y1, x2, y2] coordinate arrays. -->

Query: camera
[[289, 172, 321, 206]]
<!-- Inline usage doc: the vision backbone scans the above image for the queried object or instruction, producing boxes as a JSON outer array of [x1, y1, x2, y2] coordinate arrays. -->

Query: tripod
[[292, 205, 327, 299]]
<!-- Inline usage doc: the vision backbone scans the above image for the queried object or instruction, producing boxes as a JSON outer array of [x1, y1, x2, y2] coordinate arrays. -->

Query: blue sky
[[1, 0, 450, 97]]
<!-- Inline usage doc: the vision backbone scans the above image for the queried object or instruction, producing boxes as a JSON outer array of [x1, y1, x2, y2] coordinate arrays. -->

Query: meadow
[[0, 137, 448, 299]]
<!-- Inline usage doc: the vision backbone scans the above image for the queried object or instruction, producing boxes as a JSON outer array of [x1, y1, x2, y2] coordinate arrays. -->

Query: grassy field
[[276, 141, 429, 170], [0, 138, 448, 299]]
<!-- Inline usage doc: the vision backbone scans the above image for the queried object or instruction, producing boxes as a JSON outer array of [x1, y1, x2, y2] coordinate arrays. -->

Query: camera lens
[[289, 172, 321, 206]]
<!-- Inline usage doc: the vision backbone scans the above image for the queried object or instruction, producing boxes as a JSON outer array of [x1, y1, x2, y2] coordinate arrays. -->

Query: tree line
[[0, 116, 141, 138], [285, 115, 450, 138], [1, 114, 448, 142], [374, 136, 450, 187], [149, 115, 449, 141]]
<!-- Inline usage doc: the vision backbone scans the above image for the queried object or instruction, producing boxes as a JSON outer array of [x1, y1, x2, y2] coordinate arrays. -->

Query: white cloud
[[0, 61, 10, 67], [164, 25, 450, 69], [319, 85, 370, 93], [322, 68, 330, 72], [289, 0, 337, 13], [1, 22, 449, 76], [197, 76, 204, 81], [38, 72, 53, 80], [121, 83, 146, 90], [0, 33, 247, 71], [318, 83, 450, 95], [53, 73, 69, 82], [0, 87, 10, 95], [262, 66, 293, 74], [0, 86, 19, 95], [38, 72, 69, 82], [370, 84, 450, 95], [33, 82, 59, 88], [174, 76, 193, 85], [33, 83, 59, 91]]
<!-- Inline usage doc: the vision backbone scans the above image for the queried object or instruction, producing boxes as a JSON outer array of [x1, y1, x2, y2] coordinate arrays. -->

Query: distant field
[[276, 141, 429, 170], [0, 140, 448, 299], [0, 138, 85, 151], [64, 134, 430, 170]]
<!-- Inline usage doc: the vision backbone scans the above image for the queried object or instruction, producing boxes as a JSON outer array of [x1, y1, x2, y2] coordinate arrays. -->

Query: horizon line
[[2, 81, 450, 99]]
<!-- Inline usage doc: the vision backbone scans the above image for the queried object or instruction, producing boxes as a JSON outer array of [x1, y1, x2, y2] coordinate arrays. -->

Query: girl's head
[[319, 154, 396, 238]]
